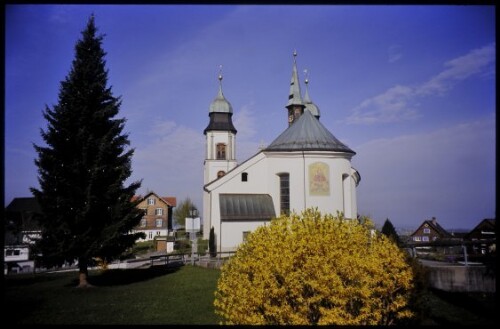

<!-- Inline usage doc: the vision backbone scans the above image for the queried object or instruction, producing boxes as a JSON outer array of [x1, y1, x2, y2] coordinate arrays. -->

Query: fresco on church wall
[[309, 162, 330, 196]]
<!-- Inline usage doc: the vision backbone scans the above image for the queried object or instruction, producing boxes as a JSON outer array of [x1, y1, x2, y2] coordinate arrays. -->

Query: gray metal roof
[[303, 79, 320, 119], [220, 194, 276, 221], [286, 52, 304, 108], [209, 79, 233, 114], [265, 110, 355, 154]]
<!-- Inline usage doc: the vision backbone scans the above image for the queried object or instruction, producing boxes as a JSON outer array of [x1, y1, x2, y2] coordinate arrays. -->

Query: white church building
[[202, 52, 361, 252]]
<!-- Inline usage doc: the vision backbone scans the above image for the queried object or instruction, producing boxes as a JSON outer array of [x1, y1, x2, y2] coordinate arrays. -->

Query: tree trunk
[[77, 257, 93, 288]]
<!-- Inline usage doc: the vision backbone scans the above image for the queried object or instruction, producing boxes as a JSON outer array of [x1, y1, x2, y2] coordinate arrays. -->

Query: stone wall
[[425, 264, 495, 292]]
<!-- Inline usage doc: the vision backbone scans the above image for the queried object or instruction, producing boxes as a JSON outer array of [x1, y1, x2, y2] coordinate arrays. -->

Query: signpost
[[185, 209, 200, 266]]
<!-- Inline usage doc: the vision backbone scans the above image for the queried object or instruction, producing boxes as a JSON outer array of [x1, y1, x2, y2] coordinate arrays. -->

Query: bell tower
[[286, 50, 305, 126], [203, 66, 238, 185]]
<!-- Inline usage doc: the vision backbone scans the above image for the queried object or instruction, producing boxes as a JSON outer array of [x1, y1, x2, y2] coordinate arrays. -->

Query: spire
[[286, 50, 306, 126], [286, 50, 304, 108], [209, 65, 233, 114], [205, 64, 236, 135], [303, 69, 321, 119]]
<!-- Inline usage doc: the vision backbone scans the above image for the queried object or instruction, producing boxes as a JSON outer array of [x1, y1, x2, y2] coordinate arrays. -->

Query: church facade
[[202, 53, 360, 252]]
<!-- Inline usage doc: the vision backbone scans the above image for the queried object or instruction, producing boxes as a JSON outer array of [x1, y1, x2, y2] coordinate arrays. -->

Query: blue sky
[[5, 5, 495, 230]]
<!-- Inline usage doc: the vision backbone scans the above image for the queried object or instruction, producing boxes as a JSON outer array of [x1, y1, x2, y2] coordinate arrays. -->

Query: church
[[202, 52, 361, 252]]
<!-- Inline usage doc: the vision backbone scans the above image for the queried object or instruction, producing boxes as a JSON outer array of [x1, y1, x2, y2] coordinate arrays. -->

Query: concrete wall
[[426, 264, 495, 292]]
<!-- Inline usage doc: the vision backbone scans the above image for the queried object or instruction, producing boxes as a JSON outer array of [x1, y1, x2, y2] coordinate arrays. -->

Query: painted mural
[[309, 162, 330, 196]]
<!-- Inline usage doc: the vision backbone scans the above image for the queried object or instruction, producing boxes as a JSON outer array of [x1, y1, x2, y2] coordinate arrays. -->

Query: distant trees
[[31, 15, 144, 287], [173, 197, 198, 228], [214, 208, 415, 325], [381, 218, 402, 246]]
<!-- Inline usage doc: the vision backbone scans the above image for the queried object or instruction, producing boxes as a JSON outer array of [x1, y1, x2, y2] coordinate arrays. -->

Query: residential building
[[203, 52, 360, 252], [4, 197, 42, 274], [465, 218, 496, 255], [132, 192, 176, 242], [410, 217, 452, 243]]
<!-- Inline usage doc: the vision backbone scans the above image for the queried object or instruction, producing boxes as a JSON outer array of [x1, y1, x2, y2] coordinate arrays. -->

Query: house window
[[242, 172, 248, 182], [217, 170, 226, 178], [140, 218, 147, 227], [413, 236, 421, 241], [243, 231, 251, 242], [6, 249, 20, 256], [155, 208, 163, 216], [156, 231, 161, 236], [423, 228, 430, 234], [216, 143, 226, 160], [156, 219, 163, 227], [141, 207, 147, 215], [278, 173, 290, 215], [149, 232, 153, 239], [422, 236, 429, 242], [148, 198, 155, 205]]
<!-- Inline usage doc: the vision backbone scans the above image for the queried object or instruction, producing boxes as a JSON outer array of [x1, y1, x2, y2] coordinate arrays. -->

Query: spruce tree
[[31, 15, 144, 287], [381, 218, 401, 246]]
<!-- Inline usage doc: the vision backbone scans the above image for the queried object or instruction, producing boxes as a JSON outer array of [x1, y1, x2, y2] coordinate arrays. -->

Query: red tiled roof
[[162, 197, 177, 207]]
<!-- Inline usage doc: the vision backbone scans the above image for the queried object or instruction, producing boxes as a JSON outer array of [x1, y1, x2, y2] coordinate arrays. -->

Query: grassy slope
[[4, 265, 221, 325], [4, 264, 496, 325]]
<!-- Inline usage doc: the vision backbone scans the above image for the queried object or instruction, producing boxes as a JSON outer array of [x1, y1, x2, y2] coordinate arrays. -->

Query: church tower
[[203, 67, 238, 185], [286, 50, 306, 126]]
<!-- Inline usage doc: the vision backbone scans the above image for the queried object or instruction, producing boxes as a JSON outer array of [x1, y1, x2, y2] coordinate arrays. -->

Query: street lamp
[[187, 208, 199, 266]]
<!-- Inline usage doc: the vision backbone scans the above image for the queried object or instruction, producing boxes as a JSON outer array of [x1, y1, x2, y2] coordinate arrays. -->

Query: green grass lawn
[[4, 264, 496, 325], [4, 265, 221, 325]]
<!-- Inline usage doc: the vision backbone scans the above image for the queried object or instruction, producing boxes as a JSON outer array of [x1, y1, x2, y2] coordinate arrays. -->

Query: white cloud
[[352, 115, 496, 229], [388, 44, 403, 64], [345, 85, 418, 124], [417, 43, 496, 96], [130, 120, 205, 207], [346, 43, 496, 125]]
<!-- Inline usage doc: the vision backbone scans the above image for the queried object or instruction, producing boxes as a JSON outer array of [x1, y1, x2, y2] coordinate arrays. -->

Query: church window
[[242, 172, 248, 182], [216, 143, 226, 160], [242, 231, 250, 242], [278, 173, 290, 215], [217, 171, 226, 178]]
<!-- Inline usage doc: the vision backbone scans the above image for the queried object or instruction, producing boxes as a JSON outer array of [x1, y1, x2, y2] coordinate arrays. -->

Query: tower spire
[[286, 50, 305, 126], [303, 69, 321, 120]]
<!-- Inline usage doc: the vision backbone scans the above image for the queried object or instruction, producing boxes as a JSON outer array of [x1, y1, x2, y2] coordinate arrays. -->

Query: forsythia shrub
[[214, 208, 415, 325]]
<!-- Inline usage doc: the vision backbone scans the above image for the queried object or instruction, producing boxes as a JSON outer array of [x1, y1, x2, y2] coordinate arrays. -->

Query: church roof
[[286, 51, 304, 108], [219, 194, 276, 221], [303, 76, 320, 119], [265, 110, 355, 154], [209, 74, 233, 114]]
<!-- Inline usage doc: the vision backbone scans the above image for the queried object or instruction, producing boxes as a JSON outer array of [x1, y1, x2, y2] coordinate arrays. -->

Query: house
[[465, 218, 496, 255], [131, 192, 176, 246], [410, 217, 452, 243], [4, 197, 43, 274], [202, 52, 360, 252]]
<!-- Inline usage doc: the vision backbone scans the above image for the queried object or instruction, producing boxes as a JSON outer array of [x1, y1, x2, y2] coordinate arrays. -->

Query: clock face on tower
[[288, 114, 294, 123]]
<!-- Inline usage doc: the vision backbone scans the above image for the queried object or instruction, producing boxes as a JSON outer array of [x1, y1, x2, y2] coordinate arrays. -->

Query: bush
[[214, 208, 415, 325], [198, 238, 208, 256]]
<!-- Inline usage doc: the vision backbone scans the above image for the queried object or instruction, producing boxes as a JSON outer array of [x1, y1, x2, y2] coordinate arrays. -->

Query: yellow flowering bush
[[214, 208, 414, 325]]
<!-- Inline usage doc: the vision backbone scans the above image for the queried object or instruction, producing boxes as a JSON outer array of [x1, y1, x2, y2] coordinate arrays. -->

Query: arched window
[[278, 173, 290, 215], [217, 170, 226, 178], [241, 172, 248, 182], [216, 143, 226, 160]]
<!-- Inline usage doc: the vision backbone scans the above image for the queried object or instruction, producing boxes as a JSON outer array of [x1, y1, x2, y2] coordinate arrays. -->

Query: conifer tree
[[31, 15, 144, 287], [381, 218, 401, 246]]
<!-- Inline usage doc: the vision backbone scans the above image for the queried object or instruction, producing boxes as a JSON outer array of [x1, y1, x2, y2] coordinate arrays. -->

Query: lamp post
[[188, 208, 199, 266]]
